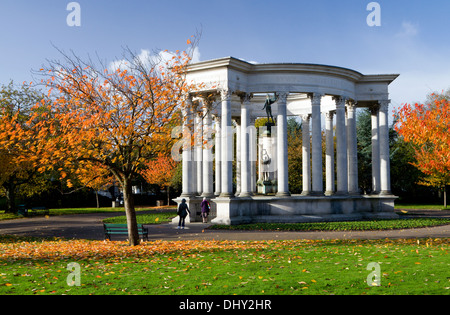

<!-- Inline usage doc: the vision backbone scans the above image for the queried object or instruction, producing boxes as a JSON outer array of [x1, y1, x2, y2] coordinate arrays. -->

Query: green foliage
[[287, 117, 303, 194]]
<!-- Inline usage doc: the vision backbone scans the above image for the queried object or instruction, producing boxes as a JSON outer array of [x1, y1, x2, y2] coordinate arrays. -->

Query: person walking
[[177, 199, 191, 229], [200, 197, 210, 223]]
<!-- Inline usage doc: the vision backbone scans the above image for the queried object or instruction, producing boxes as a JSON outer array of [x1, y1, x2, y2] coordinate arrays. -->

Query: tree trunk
[[167, 186, 170, 206], [123, 179, 140, 246], [95, 190, 100, 208], [4, 182, 16, 214], [444, 185, 447, 209]]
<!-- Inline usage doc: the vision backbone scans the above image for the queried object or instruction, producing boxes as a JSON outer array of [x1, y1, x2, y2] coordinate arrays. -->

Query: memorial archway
[[175, 57, 399, 225]]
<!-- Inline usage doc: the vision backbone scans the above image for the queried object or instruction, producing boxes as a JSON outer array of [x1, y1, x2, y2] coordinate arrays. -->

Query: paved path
[[0, 210, 449, 241]]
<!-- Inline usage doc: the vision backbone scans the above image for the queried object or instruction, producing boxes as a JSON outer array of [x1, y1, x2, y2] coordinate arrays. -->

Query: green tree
[[287, 117, 303, 194]]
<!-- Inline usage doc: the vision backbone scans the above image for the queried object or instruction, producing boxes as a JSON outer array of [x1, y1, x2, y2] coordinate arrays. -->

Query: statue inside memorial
[[262, 93, 277, 125], [261, 149, 271, 182]]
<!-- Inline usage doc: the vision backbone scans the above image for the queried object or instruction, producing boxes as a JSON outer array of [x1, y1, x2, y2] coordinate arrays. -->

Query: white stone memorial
[[173, 57, 399, 225]]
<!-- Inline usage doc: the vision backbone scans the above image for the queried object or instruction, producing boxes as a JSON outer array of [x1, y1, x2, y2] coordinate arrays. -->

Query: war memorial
[[174, 57, 399, 225]]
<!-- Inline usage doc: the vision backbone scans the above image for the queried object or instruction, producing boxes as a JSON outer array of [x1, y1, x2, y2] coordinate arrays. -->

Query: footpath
[[0, 210, 449, 241]]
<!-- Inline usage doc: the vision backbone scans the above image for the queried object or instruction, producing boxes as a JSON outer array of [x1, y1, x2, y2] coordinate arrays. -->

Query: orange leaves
[[0, 239, 286, 262], [395, 95, 450, 188], [141, 154, 179, 190]]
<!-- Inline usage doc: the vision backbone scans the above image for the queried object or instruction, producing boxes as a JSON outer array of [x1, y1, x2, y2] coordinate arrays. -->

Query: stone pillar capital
[[325, 111, 335, 120], [308, 93, 324, 105], [220, 88, 233, 100], [237, 92, 253, 104], [369, 103, 379, 115], [301, 113, 311, 121], [276, 92, 289, 103], [333, 95, 348, 108], [346, 100, 357, 110], [378, 99, 391, 112]]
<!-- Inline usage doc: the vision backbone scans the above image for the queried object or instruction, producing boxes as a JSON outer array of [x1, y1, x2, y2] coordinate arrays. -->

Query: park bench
[[17, 205, 28, 216], [30, 207, 49, 216], [103, 223, 149, 241], [17, 205, 49, 217]]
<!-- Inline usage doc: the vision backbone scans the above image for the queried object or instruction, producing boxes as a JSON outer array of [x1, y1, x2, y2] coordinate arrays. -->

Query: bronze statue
[[262, 93, 277, 124]]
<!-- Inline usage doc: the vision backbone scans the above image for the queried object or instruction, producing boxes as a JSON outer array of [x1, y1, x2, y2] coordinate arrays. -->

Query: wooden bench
[[103, 223, 149, 241]]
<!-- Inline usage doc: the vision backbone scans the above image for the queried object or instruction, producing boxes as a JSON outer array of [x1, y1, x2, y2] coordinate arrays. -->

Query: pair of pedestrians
[[176, 197, 210, 229]]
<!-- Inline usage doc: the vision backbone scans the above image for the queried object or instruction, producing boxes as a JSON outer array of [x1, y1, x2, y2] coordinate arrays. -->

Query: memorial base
[[210, 194, 398, 225]]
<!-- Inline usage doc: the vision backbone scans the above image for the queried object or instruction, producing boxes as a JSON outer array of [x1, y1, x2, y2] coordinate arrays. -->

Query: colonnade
[[180, 91, 392, 199]]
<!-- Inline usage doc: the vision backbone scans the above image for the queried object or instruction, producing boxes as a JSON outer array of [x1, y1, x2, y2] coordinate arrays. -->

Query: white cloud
[[396, 21, 419, 38], [109, 47, 202, 72]]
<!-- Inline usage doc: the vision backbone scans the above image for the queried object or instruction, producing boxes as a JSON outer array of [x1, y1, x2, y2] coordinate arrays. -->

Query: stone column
[[325, 111, 335, 196], [195, 109, 203, 196], [181, 97, 194, 197], [249, 116, 257, 194], [239, 94, 252, 197], [370, 105, 380, 194], [310, 93, 323, 195], [301, 114, 311, 196], [334, 96, 348, 195], [202, 105, 214, 197], [276, 92, 290, 197], [235, 119, 241, 196], [347, 101, 359, 195], [214, 115, 222, 196], [379, 99, 391, 195], [220, 89, 233, 197]]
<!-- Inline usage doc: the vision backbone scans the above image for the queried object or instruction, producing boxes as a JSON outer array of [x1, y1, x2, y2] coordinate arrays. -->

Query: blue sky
[[1, 0, 450, 113]]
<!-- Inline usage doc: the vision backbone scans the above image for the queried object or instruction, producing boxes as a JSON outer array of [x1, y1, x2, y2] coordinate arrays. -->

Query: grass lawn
[[0, 237, 448, 295], [0, 206, 177, 221], [395, 204, 449, 210], [209, 218, 450, 232], [103, 211, 177, 224]]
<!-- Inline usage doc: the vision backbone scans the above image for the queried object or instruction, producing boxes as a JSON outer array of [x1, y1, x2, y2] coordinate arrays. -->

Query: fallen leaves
[[1, 238, 447, 263], [0, 239, 284, 262]]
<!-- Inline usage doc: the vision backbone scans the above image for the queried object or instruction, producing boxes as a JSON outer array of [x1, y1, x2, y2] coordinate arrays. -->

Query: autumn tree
[[141, 153, 179, 205], [0, 82, 48, 212], [395, 91, 450, 207], [35, 39, 199, 245], [71, 162, 115, 208]]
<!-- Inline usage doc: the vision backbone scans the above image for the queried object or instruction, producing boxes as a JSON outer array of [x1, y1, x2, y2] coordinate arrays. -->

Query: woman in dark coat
[[177, 199, 191, 229], [200, 197, 210, 223]]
